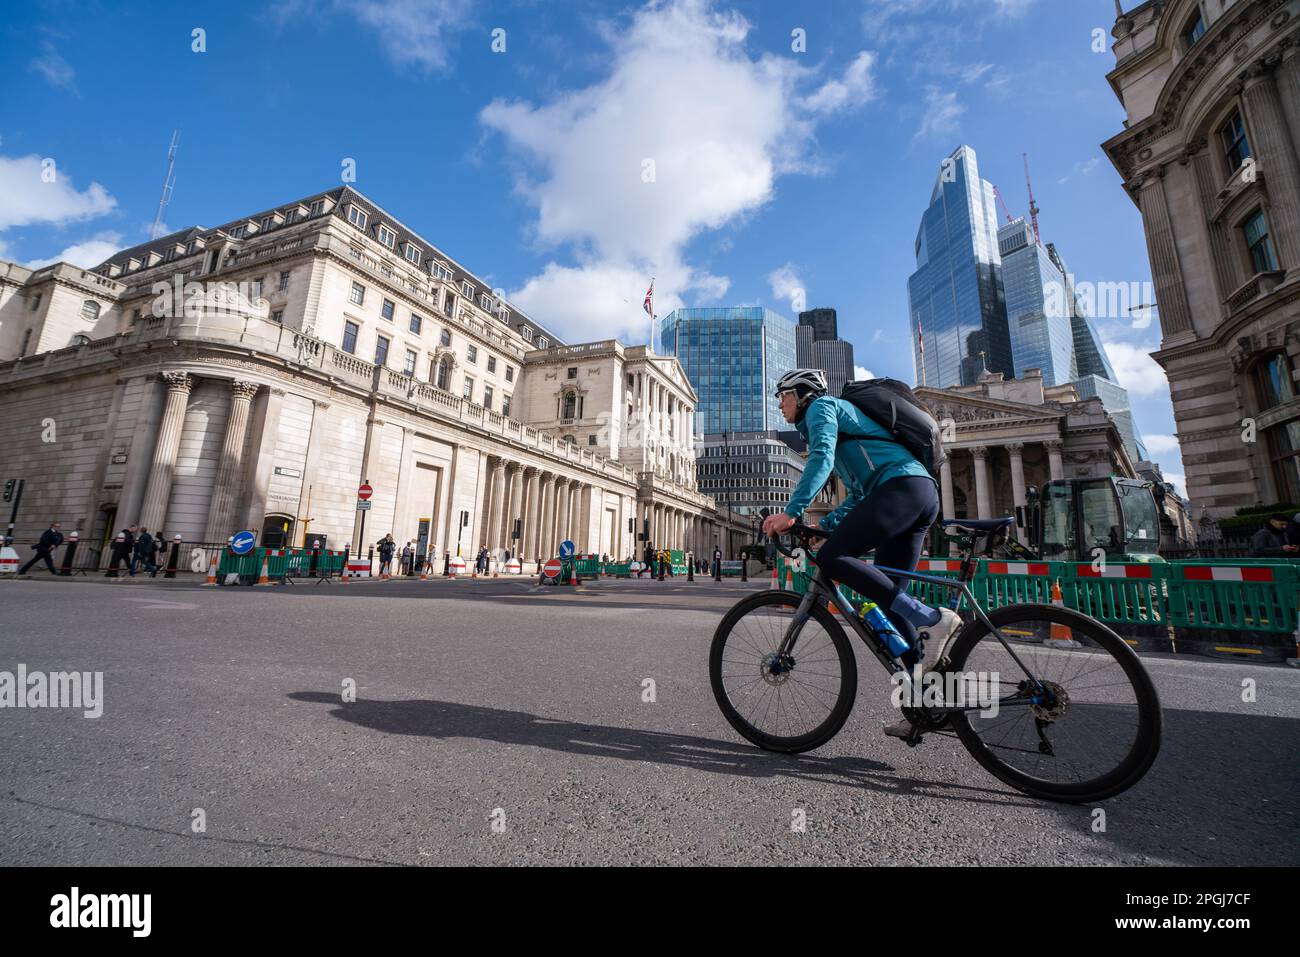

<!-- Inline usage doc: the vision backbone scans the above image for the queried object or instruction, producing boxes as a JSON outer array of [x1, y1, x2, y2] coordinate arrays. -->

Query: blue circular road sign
[[558, 539, 575, 560], [231, 530, 257, 555]]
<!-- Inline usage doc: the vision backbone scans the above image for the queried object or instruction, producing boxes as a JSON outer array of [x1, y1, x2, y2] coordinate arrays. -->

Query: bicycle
[[708, 518, 1162, 803]]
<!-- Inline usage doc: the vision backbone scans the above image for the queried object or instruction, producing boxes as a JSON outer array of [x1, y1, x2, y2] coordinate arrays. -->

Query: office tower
[[795, 307, 855, 395]]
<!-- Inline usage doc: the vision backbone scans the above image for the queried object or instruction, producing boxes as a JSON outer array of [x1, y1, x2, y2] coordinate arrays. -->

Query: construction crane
[[150, 130, 179, 240], [1023, 152, 1041, 245], [992, 185, 1016, 225]]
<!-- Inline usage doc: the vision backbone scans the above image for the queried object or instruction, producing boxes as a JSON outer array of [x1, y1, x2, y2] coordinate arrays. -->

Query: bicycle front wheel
[[946, 603, 1162, 803], [709, 591, 857, 754]]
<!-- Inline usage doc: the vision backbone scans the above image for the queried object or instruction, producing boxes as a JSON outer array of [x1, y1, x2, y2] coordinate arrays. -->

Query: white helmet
[[774, 368, 828, 399]]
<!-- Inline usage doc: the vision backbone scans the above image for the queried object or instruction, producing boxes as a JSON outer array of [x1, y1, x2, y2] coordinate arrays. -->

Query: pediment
[[916, 389, 1067, 425]]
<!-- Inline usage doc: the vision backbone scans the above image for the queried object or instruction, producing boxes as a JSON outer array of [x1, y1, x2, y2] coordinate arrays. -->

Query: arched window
[[71, 334, 91, 346], [80, 300, 100, 322]]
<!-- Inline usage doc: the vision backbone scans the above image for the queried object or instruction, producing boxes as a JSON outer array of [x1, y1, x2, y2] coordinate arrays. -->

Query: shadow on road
[[288, 691, 1031, 808]]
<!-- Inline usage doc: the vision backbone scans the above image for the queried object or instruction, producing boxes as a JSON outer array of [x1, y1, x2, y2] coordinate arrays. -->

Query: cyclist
[[759, 369, 962, 739]]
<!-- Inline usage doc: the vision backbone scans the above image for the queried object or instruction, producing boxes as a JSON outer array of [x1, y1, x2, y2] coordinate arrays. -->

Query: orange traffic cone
[[1047, 581, 1079, 647], [203, 556, 218, 586], [256, 557, 271, 586], [770, 565, 779, 590], [340, 565, 350, 583], [419, 563, 429, 581]]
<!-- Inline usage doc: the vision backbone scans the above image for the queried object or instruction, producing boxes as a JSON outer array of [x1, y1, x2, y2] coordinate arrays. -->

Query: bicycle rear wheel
[[945, 603, 1161, 803], [709, 591, 857, 753]]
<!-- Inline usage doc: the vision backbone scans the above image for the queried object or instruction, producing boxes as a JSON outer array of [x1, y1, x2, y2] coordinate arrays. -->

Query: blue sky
[[0, 0, 1184, 492]]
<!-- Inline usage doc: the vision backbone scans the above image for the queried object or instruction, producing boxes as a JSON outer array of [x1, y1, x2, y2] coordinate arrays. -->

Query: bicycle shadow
[[287, 691, 1032, 808]]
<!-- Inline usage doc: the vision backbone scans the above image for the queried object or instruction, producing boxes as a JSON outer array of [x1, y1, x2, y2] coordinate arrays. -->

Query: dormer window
[[260, 214, 281, 232], [431, 261, 453, 282], [229, 224, 247, 239], [461, 280, 474, 298], [521, 325, 533, 342], [347, 205, 368, 230], [538, 337, 549, 349], [403, 242, 422, 265], [377, 224, 397, 249], [480, 293, 492, 310], [309, 199, 325, 217]]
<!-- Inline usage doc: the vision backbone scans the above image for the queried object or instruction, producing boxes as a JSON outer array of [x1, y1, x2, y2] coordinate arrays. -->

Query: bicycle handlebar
[[769, 522, 826, 558]]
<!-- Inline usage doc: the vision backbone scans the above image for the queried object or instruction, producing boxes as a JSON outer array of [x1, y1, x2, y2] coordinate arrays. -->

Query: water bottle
[[860, 602, 911, 658]]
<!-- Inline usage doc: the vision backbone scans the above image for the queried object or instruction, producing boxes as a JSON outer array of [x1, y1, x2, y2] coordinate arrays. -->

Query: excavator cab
[[1024, 478, 1162, 563]]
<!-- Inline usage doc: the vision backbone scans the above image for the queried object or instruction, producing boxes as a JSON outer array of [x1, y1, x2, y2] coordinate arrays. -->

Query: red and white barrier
[[1075, 564, 1154, 579], [1182, 566, 1275, 582]]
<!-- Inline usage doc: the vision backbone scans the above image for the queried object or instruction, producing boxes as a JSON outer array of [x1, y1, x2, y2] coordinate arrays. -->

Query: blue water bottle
[[860, 602, 911, 658]]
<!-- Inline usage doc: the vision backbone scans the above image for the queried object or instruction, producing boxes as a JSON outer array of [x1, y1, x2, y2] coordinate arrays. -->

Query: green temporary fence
[[574, 555, 600, 576], [773, 553, 1299, 639], [217, 547, 346, 583]]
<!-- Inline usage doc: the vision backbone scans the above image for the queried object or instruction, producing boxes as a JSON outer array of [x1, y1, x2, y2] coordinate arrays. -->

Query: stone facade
[[1103, 0, 1300, 515], [0, 187, 752, 567]]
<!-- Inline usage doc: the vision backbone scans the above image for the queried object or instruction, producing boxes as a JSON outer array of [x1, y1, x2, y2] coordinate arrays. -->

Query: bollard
[[443, 552, 451, 577], [368, 546, 375, 577], [714, 559, 722, 582], [741, 559, 748, 582], [164, 534, 182, 579], [309, 548, 319, 578], [687, 561, 694, 582], [105, 533, 126, 578], [59, 531, 80, 575]]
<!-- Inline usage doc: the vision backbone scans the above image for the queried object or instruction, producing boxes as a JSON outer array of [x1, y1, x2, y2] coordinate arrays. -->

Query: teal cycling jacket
[[783, 395, 936, 533]]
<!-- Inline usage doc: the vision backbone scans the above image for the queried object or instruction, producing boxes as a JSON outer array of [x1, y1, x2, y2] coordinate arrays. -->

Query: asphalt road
[[1, 574, 1297, 866]]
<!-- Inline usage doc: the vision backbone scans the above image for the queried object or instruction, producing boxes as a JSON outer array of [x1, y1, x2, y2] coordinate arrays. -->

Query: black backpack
[[839, 378, 945, 478]]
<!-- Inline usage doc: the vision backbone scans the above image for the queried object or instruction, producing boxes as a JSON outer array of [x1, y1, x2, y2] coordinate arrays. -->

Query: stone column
[[939, 456, 956, 519], [557, 478, 573, 547], [1134, 169, 1194, 336], [971, 446, 991, 520], [138, 371, 193, 534], [506, 463, 525, 555], [485, 458, 507, 550], [1241, 59, 1300, 272], [1277, 40, 1300, 160], [203, 380, 260, 542], [1008, 443, 1027, 536], [1046, 440, 1064, 481], [522, 467, 541, 560], [539, 473, 557, 560], [1187, 144, 1243, 310], [578, 484, 592, 551]]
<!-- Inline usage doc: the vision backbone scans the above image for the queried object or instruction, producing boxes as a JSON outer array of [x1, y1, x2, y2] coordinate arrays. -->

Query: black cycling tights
[[815, 476, 939, 647]]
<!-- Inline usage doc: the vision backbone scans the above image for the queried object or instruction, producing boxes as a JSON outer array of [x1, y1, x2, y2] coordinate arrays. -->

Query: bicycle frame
[[776, 543, 1048, 714]]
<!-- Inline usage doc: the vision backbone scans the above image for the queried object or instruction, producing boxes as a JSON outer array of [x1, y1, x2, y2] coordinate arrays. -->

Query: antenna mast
[[1023, 152, 1041, 245], [150, 130, 179, 240]]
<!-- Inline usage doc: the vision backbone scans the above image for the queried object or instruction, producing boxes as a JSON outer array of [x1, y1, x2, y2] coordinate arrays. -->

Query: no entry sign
[[543, 558, 562, 579], [357, 483, 373, 501]]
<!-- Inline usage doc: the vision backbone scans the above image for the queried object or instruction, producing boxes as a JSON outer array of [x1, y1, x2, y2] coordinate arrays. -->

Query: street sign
[[357, 482, 373, 501], [231, 530, 256, 555], [543, 558, 562, 579], [356, 501, 372, 511], [558, 539, 575, 560]]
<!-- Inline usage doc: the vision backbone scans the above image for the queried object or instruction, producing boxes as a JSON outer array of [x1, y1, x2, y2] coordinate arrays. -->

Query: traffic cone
[[256, 557, 271, 586], [1046, 580, 1080, 647], [203, 556, 218, 586], [419, 563, 429, 581], [340, 565, 350, 583]]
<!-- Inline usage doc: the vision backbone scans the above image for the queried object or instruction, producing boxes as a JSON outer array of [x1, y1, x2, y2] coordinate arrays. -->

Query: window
[[497, 307, 511, 324], [487, 356, 496, 374], [467, 345, 478, 363], [80, 300, 100, 322], [131, 308, 141, 325], [261, 216, 276, 232], [375, 335, 390, 367], [443, 292, 455, 318], [502, 394, 512, 417], [279, 271, 290, 291], [29, 293, 41, 311], [271, 309, 284, 324], [377, 224, 397, 249], [342, 321, 359, 354], [229, 225, 246, 239], [252, 278, 264, 299], [588, 435, 597, 446], [1268, 420, 1300, 503], [461, 280, 474, 298], [562, 393, 577, 419], [404, 348, 417, 376], [431, 261, 453, 282], [1220, 113, 1251, 173], [1255, 352, 1296, 410], [480, 293, 492, 310], [381, 298, 395, 321], [463, 376, 475, 400], [404, 243, 421, 265], [349, 282, 365, 305], [19, 329, 32, 355], [538, 337, 549, 349], [483, 386, 494, 410], [409, 313, 423, 335], [72, 334, 90, 346], [283, 209, 297, 225], [505, 365, 515, 382], [309, 199, 325, 217], [347, 205, 368, 230], [1245, 210, 1279, 274], [521, 326, 533, 342], [435, 358, 450, 390], [440, 327, 452, 347], [1183, 11, 1206, 49], [567, 367, 577, 379]]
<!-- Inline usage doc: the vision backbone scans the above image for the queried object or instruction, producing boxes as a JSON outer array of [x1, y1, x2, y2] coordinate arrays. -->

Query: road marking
[[120, 597, 197, 610]]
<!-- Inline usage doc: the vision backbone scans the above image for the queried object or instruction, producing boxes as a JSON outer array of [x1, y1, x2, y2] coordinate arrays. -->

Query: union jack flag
[[643, 280, 655, 319]]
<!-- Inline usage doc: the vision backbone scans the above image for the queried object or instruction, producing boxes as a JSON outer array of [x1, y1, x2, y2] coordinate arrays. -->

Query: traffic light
[[2, 479, 14, 502]]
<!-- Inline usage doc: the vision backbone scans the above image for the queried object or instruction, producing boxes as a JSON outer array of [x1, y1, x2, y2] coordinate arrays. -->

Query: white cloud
[[30, 41, 77, 95], [481, 0, 877, 342], [767, 264, 805, 314], [0, 155, 117, 231], [1163, 472, 1187, 499], [854, 365, 874, 381], [1143, 434, 1181, 456], [1102, 340, 1168, 397], [272, 0, 473, 71], [26, 231, 125, 270], [914, 87, 964, 141]]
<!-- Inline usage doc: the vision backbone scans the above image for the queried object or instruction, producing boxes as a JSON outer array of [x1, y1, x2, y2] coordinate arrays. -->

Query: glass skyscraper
[[659, 307, 796, 435], [908, 145, 1013, 388]]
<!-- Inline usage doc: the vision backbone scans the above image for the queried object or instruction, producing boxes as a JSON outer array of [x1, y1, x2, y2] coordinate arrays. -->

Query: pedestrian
[[121, 525, 139, 575], [134, 528, 159, 577], [18, 521, 63, 575], [476, 546, 488, 575], [377, 535, 396, 576], [1250, 514, 1299, 557], [152, 532, 168, 576], [401, 541, 415, 576]]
